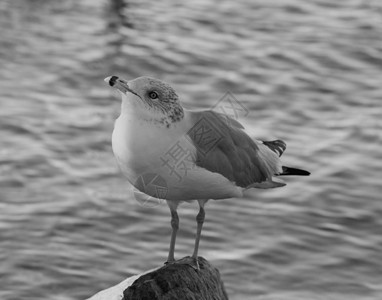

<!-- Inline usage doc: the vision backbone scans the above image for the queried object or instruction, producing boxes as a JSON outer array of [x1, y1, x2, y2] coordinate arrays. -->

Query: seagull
[[104, 75, 310, 268]]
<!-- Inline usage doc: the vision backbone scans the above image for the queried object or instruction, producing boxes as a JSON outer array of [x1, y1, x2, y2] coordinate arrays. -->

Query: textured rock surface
[[123, 256, 228, 300]]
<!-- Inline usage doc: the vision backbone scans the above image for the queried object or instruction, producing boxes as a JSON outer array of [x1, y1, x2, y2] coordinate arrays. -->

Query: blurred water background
[[1, 0, 382, 299]]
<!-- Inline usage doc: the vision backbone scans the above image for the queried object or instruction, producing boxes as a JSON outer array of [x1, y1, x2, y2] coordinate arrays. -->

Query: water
[[1, 0, 382, 299]]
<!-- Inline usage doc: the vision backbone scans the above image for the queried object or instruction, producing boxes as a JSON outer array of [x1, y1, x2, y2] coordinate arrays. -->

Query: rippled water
[[1, 0, 382, 299]]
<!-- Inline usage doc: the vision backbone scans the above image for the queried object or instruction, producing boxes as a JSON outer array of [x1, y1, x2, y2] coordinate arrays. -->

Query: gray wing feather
[[187, 111, 275, 187]]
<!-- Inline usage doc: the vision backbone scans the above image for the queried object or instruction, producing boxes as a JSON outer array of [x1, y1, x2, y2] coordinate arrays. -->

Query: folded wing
[[186, 111, 282, 188]]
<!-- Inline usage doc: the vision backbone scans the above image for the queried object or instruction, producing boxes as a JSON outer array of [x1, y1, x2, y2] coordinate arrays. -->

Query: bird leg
[[191, 200, 207, 270], [166, 201, 179, 264]]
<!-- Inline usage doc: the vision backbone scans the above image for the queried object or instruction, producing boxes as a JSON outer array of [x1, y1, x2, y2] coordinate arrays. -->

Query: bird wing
[[186, 110, 282, 188]]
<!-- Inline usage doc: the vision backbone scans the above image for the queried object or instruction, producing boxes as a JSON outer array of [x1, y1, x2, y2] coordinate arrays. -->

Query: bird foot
[[164, 256, 200, 271], [164, 258, 176, 266]]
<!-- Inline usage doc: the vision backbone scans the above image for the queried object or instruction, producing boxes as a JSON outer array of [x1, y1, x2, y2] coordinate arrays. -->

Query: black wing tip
[[263, 140, 287, 157], [280, 166, 310, 176]]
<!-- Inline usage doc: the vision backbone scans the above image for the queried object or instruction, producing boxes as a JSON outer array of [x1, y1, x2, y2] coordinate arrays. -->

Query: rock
[[86, 257, 228, 300], [86, 268, 158, 300]]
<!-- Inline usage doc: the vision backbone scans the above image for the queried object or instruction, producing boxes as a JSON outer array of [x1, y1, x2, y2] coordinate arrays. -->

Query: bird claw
[[164, 259, 176, 265], [190, 257, 200, 271], [164, 256, 200, 271]]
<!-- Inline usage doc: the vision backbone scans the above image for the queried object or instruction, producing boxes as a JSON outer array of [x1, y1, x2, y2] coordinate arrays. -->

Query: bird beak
[[104, 76, 141, 99]]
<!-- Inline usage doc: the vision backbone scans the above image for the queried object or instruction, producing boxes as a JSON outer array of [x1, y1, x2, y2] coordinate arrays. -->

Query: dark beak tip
[[104, 75, 119, 87]]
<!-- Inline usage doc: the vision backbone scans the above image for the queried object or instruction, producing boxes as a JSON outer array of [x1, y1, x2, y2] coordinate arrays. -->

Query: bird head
[[105, 75, 184, 126]]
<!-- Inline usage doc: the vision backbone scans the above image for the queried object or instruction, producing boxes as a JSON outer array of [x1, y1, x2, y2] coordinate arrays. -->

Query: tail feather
[[279, 166, 310, 176], [263, 140, 286, 157]]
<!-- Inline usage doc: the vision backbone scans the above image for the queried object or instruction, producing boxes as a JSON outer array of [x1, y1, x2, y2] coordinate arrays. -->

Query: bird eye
[[148, 91, 159, 99]]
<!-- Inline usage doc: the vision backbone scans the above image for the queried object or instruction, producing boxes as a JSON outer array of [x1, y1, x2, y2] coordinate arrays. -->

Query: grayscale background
[[1, 0, 381, 299]]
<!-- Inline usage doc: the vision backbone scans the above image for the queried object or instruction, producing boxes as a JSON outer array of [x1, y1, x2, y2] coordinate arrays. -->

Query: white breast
[[112, 114, 184, 182]]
